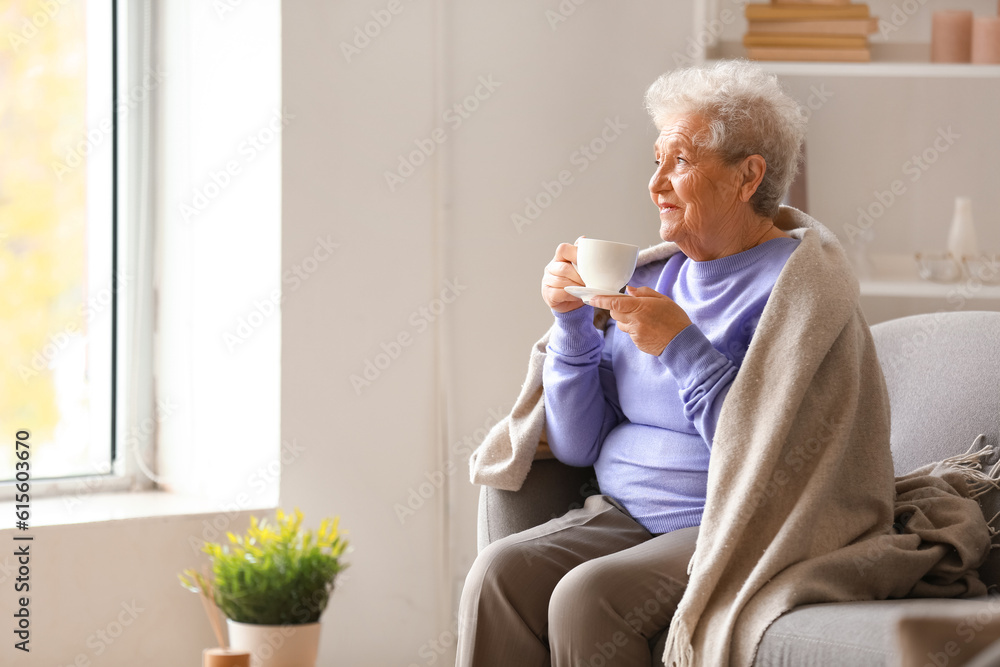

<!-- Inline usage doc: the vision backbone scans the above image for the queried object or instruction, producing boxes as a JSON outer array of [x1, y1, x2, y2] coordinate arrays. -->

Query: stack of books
[[743, 1, 879, 62]]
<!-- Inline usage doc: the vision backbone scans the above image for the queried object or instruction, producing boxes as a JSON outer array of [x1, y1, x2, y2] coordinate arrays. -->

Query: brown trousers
[[456, 495, 699, 667]]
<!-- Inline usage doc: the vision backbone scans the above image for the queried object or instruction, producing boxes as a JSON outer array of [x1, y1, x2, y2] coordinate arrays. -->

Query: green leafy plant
[[179, 508, 349, 625]]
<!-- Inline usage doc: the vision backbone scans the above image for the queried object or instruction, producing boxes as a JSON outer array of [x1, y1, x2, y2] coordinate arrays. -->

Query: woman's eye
[[677, 156, 687, 164]]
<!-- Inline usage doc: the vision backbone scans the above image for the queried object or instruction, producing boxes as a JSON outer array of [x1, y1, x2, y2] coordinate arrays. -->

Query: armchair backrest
[[871, 310, 1000, 589], [871, 311, 1000, 476]]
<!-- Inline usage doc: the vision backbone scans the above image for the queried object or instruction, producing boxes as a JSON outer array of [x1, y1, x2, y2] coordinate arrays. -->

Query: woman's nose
[[650, 168, 671, 193]]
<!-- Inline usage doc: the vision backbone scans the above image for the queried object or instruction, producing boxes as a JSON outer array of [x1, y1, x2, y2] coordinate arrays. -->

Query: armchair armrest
[[477, 459, 598, 552]]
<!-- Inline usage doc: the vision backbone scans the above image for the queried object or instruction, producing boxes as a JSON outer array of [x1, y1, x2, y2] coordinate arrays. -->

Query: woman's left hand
[[590, 286, 692, 356]]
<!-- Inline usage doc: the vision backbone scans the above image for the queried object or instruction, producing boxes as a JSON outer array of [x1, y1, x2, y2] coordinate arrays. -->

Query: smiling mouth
[[659, 204, 679, 213]]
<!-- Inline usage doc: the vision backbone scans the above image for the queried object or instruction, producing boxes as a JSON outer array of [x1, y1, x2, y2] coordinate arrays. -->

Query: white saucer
[[564, 285, 630, 305]]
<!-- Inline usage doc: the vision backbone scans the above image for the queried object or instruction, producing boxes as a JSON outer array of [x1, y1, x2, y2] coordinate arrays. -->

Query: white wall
[[280, 0, 442, 663], [2, 510, 260, 666], [281, 1, 693, 665]]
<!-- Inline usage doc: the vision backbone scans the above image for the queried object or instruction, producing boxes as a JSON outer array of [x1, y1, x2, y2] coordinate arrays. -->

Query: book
[[746, 46, 871, 61], [744, 3, 871, 21], [773, 0, 852, 4], [743, 33, 868, 48], [746, 18, 879, 36]]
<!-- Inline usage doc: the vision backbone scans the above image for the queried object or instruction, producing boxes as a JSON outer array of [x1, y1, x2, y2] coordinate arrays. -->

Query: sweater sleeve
[[542, 306, 624, 467], [658, 323, 737, 451]]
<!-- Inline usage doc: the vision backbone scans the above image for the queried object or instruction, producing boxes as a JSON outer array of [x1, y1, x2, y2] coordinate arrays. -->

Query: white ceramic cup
[[574, 238, 639, 292]]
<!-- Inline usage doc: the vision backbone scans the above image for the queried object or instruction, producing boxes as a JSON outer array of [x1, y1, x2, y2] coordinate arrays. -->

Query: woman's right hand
[[541, 242, 586, 313]]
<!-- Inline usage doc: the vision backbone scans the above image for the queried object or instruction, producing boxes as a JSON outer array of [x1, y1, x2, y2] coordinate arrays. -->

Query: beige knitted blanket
[[469, 206, 994, 666]]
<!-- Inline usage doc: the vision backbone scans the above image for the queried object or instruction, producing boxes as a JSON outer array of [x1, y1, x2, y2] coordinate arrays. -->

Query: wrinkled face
[[649, 113, 747, 254]]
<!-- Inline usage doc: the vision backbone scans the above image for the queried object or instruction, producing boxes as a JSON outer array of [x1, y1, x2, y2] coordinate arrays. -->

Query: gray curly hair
[[644, 60, 807, 219]]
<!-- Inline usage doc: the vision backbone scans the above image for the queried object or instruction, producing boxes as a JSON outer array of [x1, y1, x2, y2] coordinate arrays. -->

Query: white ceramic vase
[[226, 620, 322, 667], [946, 196, 978, 262]]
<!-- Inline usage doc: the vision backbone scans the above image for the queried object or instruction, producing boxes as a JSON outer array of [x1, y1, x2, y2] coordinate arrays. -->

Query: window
[[0, 0, 141, 495]]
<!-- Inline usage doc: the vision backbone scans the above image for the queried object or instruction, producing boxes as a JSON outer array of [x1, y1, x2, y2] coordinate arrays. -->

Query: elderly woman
[[457, 58, 805, 666], [459, 60, 989, 667]]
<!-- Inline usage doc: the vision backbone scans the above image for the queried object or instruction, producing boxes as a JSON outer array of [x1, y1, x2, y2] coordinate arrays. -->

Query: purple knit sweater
[[543, 237, 800, 534]]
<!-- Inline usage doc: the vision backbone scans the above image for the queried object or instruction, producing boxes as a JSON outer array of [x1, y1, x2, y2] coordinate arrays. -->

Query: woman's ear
[[738, 155, 767, 203]]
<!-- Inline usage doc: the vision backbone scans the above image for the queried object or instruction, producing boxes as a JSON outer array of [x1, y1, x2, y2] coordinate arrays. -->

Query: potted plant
[[180, 508, 349, 667]]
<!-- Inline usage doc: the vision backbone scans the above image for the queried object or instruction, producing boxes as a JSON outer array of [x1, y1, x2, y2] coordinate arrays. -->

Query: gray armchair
[[476, 311, 1000, 666]]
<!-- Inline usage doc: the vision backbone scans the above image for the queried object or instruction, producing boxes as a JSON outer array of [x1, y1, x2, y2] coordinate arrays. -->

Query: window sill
[[0, 488, 277, 530]]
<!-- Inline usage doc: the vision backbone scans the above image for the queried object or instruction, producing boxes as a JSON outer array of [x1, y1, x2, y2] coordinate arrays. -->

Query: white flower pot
[[226, 620, 322, 667]]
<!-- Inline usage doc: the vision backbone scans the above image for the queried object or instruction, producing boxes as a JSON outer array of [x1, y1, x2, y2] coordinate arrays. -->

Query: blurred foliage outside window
[[0, 0, 113, 483]]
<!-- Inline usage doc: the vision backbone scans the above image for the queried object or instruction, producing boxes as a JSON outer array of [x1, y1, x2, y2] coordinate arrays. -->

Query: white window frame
[[0, 0, 156, 502]]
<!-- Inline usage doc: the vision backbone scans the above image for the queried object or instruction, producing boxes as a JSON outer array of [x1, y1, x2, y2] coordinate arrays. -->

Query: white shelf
[[860, 279, 1000, 299], [856, 254, 1000, 298], [707, 42, 1000, 78], [695, 0, 1000, 312]]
